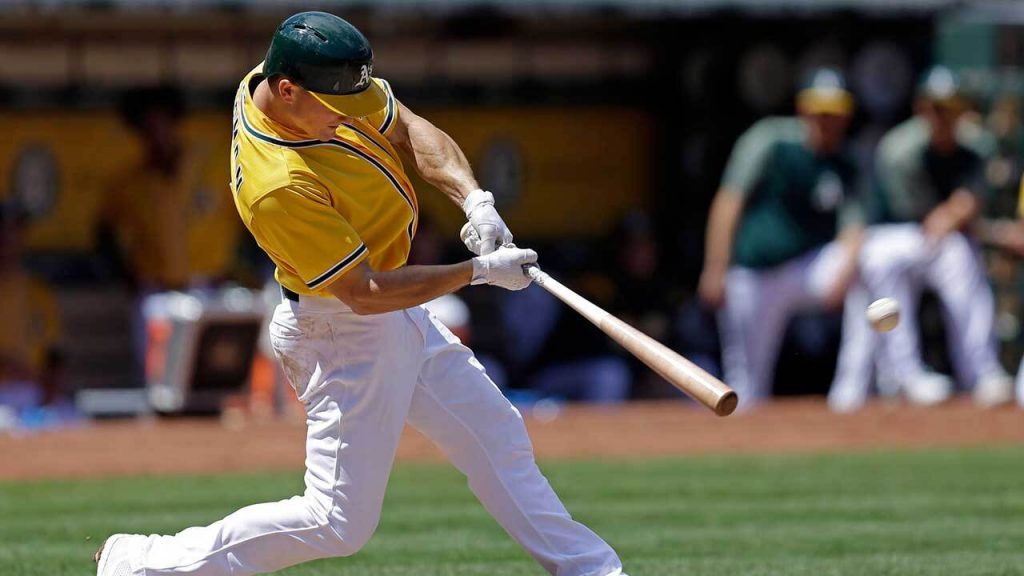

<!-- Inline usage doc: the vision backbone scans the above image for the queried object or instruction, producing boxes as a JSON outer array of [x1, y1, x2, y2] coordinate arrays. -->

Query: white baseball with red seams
[[866, 297, 900, 332]]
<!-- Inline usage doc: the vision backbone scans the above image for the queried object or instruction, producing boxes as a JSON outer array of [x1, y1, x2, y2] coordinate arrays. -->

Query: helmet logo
[[356, 64, 372, 89]]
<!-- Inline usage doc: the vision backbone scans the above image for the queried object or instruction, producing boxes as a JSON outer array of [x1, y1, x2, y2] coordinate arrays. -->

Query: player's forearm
[[400, 114, 479, 206], [703, 191, 743, 272], [943, 188, 981, 229], [835, 225, 864, 276], [327, 262, 473, 315]]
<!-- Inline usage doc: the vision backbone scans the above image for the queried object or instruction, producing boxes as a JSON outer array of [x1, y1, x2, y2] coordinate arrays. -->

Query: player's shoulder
[[877, 117, 927, 162], [738, 116, 804, 147], [237, 154, 326, 208]]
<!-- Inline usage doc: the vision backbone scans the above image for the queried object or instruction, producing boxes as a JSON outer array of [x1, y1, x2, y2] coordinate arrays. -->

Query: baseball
[[866, 297, 900, 332]]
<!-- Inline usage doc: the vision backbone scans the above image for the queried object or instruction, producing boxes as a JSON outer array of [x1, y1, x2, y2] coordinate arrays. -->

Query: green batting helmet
[[263, 11, 386, 117]]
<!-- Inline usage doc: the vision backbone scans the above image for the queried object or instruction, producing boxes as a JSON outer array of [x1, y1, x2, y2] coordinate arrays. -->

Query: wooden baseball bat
[[524, 264, 737, 416]]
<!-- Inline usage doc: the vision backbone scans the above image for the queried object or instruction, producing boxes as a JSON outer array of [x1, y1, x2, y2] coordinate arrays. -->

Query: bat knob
[[715, 391, 739, 417]]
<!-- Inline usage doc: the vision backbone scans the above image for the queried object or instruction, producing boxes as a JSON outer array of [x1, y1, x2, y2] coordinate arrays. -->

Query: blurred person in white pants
[[829, 67, 1013, 411], [699, 69, 864, 410], [982, 177, 1024, 407]]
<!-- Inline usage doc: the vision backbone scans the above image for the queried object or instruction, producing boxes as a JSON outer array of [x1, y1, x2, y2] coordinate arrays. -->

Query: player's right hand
[[471, 246, 538, 290], [697, 267, 727, 309]]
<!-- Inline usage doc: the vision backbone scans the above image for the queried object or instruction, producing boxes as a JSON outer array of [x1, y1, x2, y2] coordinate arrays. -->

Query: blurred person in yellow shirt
[[0, 203, 64, 414], [99, 86, 240, 291], [98, 87, 244, 382]]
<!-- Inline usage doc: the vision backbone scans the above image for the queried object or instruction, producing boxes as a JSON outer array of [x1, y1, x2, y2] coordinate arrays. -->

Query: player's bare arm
[[387, 100, 513, 254], [386, 100, 477, 205], [822, 225, 865, 310], [922, 188, 979, 241], [326, 260, 471, 315], [325, 249, 537, 315], [698, 189, 744, 308]]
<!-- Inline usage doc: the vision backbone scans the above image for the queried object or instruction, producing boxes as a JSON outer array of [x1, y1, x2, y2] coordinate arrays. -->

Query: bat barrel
[[525, 264, 737, 417]]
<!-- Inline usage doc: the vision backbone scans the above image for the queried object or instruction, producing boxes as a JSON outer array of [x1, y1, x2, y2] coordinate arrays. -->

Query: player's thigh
[[859, 224, 928, 284], [406, 307, 531, 461], [273, 306, 422, 516], [927, 231, 983, 291], [721, 267, 792, 354]]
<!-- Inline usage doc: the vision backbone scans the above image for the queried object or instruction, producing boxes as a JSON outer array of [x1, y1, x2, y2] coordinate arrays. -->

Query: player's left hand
[[463, 189, 513, 255]]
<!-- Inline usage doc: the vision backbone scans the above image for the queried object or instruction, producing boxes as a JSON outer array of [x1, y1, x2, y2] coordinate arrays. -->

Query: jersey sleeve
[[363, 78, 398, 137], [720, 121, 775, 198], [250, 185, 369, 291]]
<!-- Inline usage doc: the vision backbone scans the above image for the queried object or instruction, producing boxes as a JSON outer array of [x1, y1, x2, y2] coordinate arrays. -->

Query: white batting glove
[[471, 246, 537, 291], [460, 222, 484, 255], [463, 189, 513, 255]]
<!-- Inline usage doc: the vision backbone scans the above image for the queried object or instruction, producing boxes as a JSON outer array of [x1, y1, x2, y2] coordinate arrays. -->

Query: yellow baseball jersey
[[105, 148, 240, 287], [230, 64, 417, 296]]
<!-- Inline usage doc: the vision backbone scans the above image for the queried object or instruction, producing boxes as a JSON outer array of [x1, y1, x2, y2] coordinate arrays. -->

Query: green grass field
[[2, 447, 1024, 575]]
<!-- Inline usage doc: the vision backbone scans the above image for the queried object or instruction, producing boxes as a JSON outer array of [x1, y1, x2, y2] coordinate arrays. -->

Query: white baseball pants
[[134, 295, 624, 576], [719, 241, 847, 410], [1018, 356, 1024, 407], [830, 224, 1003, 405]]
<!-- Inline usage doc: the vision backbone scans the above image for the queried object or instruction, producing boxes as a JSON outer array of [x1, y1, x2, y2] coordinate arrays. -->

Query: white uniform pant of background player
[[1018, 357, 1024, 407], [830, 224, 1002, 408], [132, 296, 623, 576], [719, 242, 846, 410]]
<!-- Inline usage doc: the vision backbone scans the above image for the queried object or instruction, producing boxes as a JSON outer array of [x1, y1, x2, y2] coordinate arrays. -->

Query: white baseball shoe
[[95, 533, 146, 576], [973, 372, 1014, 408], [904, 371, 952, 406], [827, 384, 867, 413]]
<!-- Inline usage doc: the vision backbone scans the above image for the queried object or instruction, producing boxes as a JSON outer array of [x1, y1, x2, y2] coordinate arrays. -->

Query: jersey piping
[[238, 99, 418, 242]]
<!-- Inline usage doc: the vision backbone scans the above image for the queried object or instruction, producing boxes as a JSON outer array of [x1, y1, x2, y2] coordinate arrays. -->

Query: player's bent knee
[[321, 512, 379, 557]]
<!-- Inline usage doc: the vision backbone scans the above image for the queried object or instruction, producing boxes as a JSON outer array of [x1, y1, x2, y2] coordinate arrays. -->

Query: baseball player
[[698, 68, 864, 410], [983, 174, 1024, 405], [829, 66, 1014, 411], [96, 11, 626, 576]]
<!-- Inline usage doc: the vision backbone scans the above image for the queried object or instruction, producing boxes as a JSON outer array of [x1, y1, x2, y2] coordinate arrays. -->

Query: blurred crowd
[[3, 62, 1024, 425]]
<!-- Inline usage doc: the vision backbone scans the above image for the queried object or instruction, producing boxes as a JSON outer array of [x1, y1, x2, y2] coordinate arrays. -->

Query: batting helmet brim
[[310, 81, 387, 118]]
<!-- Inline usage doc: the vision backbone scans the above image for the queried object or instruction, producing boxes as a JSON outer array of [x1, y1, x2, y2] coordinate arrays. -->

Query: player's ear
[[276, 77, 300, 104]]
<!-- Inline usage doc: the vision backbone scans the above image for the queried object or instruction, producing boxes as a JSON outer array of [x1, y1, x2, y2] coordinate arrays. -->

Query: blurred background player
[[699, 68, 864, 410], [98, 86, 242, 381], [832, 66, 1013, 410], [985, 174, 1024, 405], [100, 86, 241, 292], [0, 203, 68, 423]]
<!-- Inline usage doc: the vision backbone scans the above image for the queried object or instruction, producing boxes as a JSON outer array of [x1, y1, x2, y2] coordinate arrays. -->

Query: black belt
[[281, 285, 300, 302]]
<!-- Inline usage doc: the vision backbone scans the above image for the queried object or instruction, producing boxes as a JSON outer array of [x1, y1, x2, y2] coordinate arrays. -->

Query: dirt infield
[[1, 398, 1022, 481]]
